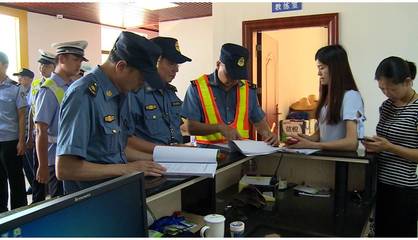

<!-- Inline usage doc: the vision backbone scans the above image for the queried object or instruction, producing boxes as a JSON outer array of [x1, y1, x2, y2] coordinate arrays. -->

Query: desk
[[271, 151, 377, 216], [145, 150, 376, 237], [217, 184, 373, 237]]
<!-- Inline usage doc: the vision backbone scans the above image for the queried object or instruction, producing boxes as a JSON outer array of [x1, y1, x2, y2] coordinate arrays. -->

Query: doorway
[[243, 13, 338, 136]]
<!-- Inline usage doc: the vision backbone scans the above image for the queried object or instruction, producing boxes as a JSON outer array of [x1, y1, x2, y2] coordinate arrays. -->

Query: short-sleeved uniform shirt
[[319, 90, 365, 142], [131, 84, 183, 145], [181, 71, 265, 125], [0, 77, 27, 142], [34, 73, 72, 166], [56, 66, 133, 194]]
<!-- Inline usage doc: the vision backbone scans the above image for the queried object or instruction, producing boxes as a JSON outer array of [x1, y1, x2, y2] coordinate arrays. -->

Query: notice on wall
[[272, 2, 302, 13]]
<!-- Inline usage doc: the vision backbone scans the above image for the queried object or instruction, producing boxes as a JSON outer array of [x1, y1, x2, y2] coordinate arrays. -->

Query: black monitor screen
[[0, 173, 147, 237]]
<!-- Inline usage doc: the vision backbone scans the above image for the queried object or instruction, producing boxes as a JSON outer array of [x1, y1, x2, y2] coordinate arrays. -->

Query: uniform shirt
[[181, 70, 265, 125], [318, 90, 365, 142], [34, 73, 71, 166], [131, 84, 183, 145], [57, 66, 133, 194], [19, 85, 30, 139], [0, 77, 27, 142]]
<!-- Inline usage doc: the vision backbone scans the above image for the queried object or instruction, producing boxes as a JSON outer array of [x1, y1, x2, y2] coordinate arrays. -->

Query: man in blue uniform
[[0, 51, 28, 212], [56, 31, 166, 194], [28, 50, 56, 200], [34, 40, 88, 201], [130, 37, 191, 152], [13, 68, 35, 195], [181, 43, 278, 146]]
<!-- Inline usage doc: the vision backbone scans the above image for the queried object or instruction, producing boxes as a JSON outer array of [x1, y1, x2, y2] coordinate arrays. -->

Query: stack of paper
[[229, 140, 319, 156], [229, 140, 280, 156], [153, 146, 219, 178]]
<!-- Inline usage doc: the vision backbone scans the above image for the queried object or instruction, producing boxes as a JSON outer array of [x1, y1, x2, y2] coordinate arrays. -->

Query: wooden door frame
[[242, 13, 338, 138], [243, 12, 338, 89]]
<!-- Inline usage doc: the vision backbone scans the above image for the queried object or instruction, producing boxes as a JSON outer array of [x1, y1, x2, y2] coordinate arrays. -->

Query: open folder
[[153, 146, 219, 178], [229, 140, 319, 156]]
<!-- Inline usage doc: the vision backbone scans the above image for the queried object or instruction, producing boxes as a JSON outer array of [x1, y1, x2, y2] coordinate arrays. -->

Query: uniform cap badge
[[237, 57, 245, 67], [175, 41, 181, 52]]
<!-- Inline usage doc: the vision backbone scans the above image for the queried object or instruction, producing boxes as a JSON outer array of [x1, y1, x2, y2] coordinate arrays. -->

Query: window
[[0, 14, 20, 77], [0, 6, 28, 79], [100, 26, 148, 63]]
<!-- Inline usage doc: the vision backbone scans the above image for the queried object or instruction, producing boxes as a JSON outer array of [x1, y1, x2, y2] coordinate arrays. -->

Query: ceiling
[[1, 2, 212, 32]]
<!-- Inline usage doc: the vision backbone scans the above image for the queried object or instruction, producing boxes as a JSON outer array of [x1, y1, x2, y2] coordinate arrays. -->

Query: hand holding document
[[229, 140, 319, 156], [153, 146, 219, 178]]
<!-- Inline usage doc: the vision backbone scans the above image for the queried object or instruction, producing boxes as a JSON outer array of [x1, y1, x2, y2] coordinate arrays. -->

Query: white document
[[230, 140, 281, 156], [153, 146, 219, 178], [240, 175, 272, 186], [230, 140, 319, 156]]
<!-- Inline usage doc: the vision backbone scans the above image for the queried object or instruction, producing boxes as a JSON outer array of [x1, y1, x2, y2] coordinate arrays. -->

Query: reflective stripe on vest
[[41, 78, 65, 104], [30, 78, 43, 116], [40, 79, 64, 143], [194, 74, 249, 144]]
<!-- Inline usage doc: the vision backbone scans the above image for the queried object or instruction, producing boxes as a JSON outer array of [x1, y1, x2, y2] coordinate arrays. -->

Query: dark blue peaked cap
[[113, 31, 164, 89], [151, 37, 191, 64], [220, 43, 249, 80]]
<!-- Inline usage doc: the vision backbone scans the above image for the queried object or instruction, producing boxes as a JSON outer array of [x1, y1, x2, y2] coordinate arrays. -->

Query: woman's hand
[[362, 136, 393, 153], [287, 134, 320, 149]]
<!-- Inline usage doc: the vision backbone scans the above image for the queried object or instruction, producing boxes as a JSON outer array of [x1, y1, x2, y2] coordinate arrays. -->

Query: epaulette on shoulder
[[167, 84, 177, 92], [87, 81, 98, 97]]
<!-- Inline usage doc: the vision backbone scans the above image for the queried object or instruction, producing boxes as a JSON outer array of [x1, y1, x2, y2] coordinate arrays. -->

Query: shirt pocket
[[144, 111, 165, 135], [0, 95, 16, 116], [99, 121, 121, 154]]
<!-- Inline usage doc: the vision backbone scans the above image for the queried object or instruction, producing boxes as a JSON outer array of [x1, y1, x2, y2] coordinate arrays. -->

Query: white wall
[[212, 2, 418, 136], [27, 12, 102, 80], [159, 16, 214, 100]]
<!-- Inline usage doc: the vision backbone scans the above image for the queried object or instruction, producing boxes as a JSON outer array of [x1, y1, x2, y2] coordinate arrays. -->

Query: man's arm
[[183, 119, 241, 141], [56, 155, 166, 180], [16, 107, 26, 155], [126, 136, 157, 154], [35, 122, 49, 183], [26, 111, 34, 149], [253, 117, 278, 146]]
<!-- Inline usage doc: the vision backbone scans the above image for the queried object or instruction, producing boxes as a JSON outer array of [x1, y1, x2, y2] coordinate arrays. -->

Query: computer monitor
[[0, 172, 148, 237]]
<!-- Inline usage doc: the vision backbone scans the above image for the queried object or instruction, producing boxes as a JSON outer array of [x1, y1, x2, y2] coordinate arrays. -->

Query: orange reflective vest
[[194, 74, 250, 144]]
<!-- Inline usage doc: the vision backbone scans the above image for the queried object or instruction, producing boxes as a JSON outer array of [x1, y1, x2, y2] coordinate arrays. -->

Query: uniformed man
[[130, 36, 191, 151], [56, 31, 166, 194], [13, 68, 35, 195], [0, 51, 28, 212], [34, 40, 88, 201], [181, 43, 278, 146], [28, 49, 56, 201]]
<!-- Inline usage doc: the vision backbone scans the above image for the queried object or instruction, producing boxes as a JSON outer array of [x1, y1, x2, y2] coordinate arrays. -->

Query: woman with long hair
[[289, 44, 365, 150], [363, 56, 418, 237]]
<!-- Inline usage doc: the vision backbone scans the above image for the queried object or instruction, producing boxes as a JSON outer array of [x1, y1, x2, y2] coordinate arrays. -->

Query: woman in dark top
[[363, 56, 418, 237]]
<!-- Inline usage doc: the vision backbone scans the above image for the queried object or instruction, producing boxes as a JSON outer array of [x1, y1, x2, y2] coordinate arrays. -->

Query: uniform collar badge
[[106, 90, 113, 97], [88, 82, 97, 96]]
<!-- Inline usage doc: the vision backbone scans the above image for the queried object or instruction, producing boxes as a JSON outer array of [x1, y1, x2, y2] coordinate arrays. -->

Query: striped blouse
[[376, 98, 418, 189]]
